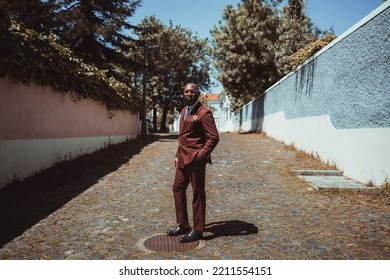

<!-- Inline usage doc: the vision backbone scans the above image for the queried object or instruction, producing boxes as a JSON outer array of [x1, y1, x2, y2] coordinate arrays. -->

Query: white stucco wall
[[262, 112, 390, 186], [238, 2, 390, 186]]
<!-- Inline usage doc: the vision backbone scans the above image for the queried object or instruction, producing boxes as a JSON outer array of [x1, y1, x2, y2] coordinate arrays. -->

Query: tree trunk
[[159, 105, 169, 132], [152, 105, 158, 132]]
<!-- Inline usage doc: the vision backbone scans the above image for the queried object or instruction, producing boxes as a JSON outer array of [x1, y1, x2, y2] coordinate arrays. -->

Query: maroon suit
[[172, 101, 219, 232]]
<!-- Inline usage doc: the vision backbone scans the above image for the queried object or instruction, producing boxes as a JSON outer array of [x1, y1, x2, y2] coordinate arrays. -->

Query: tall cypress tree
[[275, 0, 319, 76], [211, 0, 280, 110]]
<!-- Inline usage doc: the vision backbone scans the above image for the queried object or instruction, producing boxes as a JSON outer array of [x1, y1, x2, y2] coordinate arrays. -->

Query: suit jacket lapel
[[182, 103, 202, 131], [180, 108, 186, 132]]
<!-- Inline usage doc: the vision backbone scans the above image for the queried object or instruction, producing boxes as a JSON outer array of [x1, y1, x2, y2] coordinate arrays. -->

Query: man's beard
[[184, 96, 198, 106]]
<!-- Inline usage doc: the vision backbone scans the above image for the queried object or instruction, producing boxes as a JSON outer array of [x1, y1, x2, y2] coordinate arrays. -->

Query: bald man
[[167, 83, 219, 243]]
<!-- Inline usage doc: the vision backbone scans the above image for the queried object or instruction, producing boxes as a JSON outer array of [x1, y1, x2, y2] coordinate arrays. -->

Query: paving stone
[[0, 133, 389, 260]]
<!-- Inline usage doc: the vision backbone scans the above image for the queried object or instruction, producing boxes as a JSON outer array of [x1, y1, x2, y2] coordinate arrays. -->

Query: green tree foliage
[[0, 7, 140, 112], [3, 0, 142, 75], [0, 0, 56, 32], [52, 0, 141, 73], [275, 0, 318, 76], [211, 0, 280, 110], [129, 16, 212, 131], [289, 34, 337, 69], [1, 0, 143, 112], [211, 0, 334, 111]]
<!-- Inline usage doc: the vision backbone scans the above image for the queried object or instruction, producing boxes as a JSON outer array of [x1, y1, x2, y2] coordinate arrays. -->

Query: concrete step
[[298, 175, 373, 190], [291, 170, 343, 176], [292, 170, 373, 190]]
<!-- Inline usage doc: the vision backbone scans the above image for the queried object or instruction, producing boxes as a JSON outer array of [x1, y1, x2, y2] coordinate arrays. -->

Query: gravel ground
[[0, 132, 389, 260]]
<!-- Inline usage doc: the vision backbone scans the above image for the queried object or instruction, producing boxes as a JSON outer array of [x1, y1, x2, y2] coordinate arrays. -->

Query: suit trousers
[[172, 160, 207, 232]]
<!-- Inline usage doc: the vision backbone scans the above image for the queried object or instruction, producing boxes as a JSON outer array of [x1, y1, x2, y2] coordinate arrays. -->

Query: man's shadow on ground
[[203, 220, 258, 240]]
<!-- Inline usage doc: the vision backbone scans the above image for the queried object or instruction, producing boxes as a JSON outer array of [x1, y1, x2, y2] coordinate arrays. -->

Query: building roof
[[201, 93, 220, 102]]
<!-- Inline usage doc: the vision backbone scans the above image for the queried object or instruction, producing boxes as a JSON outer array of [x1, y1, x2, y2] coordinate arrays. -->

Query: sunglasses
[[184, 89, 198, 94]]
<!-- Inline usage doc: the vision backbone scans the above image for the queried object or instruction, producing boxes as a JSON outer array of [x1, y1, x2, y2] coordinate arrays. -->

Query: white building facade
[[172, 91, 236, 132]]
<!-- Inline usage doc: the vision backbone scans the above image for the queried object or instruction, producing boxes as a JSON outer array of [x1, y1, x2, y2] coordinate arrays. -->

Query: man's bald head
[[183, 83, 200, 93]]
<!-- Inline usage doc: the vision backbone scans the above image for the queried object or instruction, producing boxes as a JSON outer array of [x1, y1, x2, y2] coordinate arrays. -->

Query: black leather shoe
[[167, 225, 191, 236], [180, 230, 203, 243]]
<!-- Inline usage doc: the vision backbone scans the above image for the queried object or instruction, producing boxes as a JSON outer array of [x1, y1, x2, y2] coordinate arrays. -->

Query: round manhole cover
[[142, 234, 201, 253]]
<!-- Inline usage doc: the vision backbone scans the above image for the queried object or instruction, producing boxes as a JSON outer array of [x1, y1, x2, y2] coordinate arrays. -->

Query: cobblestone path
[[0, 133, 389, 259]]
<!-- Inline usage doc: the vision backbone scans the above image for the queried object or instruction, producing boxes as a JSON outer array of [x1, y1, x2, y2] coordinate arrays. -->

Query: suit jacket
[[176, 102, 219, 169]]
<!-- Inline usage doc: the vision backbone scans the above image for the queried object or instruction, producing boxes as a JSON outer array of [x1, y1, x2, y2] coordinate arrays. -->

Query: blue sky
[[130, 0, 385, 92]]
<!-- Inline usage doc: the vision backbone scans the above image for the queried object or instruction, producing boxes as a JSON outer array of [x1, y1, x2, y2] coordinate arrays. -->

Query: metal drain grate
[[143, 234, 200, 252]]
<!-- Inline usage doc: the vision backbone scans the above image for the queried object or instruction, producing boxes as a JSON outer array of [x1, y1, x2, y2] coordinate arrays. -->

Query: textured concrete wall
[[0, 76, 139, 188], [239, 2, 390, 185]]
